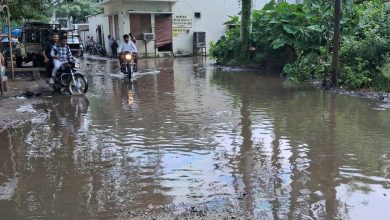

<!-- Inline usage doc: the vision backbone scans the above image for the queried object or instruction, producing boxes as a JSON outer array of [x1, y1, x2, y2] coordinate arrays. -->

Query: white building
[[88, 0, 301, 57]]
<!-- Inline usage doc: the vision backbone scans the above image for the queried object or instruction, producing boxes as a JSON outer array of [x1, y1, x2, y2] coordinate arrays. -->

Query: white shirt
[[119, 41, 137, 53]]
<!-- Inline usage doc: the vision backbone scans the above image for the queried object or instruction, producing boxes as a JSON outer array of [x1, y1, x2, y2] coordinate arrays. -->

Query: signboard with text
[[172, 15, 192, 37]]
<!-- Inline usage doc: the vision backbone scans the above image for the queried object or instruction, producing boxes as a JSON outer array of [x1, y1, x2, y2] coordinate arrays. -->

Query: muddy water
[[1, 57, 390, 219]]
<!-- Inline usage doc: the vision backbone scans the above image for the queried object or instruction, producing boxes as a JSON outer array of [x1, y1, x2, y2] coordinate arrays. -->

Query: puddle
[[15, 104, 36, 113], [1, 57, 390, 219]]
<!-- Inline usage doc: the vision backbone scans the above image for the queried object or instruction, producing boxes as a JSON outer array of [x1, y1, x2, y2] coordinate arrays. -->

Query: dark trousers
[[45, 59, 53, 77], [111, 47, 118, 57]]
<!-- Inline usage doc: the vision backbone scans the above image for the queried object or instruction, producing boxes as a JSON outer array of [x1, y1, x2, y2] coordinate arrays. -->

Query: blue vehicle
[[2, 27, 22, 37]]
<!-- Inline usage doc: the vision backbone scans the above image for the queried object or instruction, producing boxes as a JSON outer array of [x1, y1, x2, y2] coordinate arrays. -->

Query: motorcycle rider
[[49, 36, 73, 84], [118, 34, 138, 72]]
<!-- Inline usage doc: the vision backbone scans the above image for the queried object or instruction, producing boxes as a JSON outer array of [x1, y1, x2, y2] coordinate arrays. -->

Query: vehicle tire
[[68, 74, 88, 95], [16, 56, 23, 67], [127, 64, 132, 79]]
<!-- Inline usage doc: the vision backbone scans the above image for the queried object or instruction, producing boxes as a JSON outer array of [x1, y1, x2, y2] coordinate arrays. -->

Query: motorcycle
[[51, 57, 88, 95], [120, 51, 137, 79]]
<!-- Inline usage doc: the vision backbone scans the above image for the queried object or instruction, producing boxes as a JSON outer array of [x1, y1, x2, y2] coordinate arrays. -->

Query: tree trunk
[[331, 0, 341, 87], [240, 0, 252, 60]]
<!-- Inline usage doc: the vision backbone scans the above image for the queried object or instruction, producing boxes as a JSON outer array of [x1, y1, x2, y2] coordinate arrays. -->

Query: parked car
[[67, 34, 83, 57]]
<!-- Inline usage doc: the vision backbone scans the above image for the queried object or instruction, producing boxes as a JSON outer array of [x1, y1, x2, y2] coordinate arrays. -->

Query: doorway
[[155, 14, 172, 52]]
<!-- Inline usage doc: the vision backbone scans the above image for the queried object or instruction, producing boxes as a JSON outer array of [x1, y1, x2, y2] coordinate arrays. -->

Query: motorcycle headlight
[[125, 54, 132, 60]]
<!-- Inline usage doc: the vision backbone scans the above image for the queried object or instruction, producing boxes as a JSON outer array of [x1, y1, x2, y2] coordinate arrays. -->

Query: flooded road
[[1, 57, 390, 219]]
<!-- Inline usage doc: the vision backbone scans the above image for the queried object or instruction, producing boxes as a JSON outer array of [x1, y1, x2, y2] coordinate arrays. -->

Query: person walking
[[108, 35, 118, 57]]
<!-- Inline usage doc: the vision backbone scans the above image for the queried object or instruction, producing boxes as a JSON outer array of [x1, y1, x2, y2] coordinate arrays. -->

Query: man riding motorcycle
[[50, 36, 73, 84], [118, 34, 138, 72]]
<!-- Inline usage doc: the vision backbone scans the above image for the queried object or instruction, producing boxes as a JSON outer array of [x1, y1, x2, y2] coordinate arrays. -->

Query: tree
[[240, 0, 252, 60], [331, 0, 341, 87], [4, 0, 53, 22], [55, 0, 101, 24]]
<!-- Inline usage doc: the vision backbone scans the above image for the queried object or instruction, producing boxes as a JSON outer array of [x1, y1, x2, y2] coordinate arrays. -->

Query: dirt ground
[[0, 77, 50, 132]]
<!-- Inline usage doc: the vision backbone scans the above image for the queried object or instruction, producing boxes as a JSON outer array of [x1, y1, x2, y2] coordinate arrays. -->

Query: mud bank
[[0, 97, 47, 132], [310, 81, 390, 105], [0, 79, 51, 131]]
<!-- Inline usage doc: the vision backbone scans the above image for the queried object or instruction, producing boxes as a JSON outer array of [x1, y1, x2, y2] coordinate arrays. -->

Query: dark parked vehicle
[[0, 36, 18, 59], [67, 32, 83, 57], [15, 22, 63, 67]]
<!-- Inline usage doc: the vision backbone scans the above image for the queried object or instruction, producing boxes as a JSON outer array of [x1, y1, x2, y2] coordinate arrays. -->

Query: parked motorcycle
[[120, 51, 137, 79], [51, 58, 88, 95]]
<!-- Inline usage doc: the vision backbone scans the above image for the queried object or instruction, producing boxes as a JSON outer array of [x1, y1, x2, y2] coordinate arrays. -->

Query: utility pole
[[6, 5, 14, 80], [1, 0, 18, 80], [331, 0, 341, 87]]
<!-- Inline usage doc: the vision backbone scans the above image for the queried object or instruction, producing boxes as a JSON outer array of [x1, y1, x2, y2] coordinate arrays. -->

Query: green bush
[[210, 0, 390, 91], [339, 1, 390, 91], [380, 54, 390, 80], [209, 28, 241, 64]]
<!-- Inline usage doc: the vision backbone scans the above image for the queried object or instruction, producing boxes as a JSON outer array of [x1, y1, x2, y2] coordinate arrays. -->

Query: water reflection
[[0, 58, 389, 219]]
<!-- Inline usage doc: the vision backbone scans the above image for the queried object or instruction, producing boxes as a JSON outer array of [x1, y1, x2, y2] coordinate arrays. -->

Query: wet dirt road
[[1, 57, 390, 219]]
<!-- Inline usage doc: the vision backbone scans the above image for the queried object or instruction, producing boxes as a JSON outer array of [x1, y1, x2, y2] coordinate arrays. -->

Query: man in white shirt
[[118, 34, 138, 71]]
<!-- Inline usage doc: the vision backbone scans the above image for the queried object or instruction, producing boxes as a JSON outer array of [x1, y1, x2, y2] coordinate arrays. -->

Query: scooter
[[51, 57, 88, 95]]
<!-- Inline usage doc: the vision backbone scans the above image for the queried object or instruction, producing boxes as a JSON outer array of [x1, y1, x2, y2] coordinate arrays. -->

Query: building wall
[[87, 13, 110, 53], [171, 0, 226, 56], [171, 0, 271, 56], [103, 2, 165, 57], [92, 0, 300, 57]]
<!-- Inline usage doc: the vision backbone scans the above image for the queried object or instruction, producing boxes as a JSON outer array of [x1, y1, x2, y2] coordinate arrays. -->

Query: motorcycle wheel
[[68, 75, 88, 95], [127, 64, 132, 79]]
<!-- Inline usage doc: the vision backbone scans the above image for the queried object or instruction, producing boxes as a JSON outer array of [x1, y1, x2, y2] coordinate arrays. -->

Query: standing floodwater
[[1, 57, 389, 219]]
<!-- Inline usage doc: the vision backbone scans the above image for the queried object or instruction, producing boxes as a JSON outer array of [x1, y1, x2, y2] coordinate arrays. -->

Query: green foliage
[[339, 0, 390, 91], [209, 28, 241, 64], [56, 0, 101, 23], [380, 54, 390, 81], [5, 0, 53, 22], [283, 52, 330, 82], [2, 0, 100, 23], [223, 16, 239, 26], [210, 0, 390, 91]]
